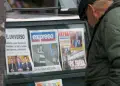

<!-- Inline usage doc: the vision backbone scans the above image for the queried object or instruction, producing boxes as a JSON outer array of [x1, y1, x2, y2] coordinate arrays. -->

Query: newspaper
[[35, 79, 63, 86], [6, 28, 34, 75], [30, 30, 61, 73], [58, 28, 86, 70]]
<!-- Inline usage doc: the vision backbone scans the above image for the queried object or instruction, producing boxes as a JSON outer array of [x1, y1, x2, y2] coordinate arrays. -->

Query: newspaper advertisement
[[35, 79, 63, 86], [58, 28, 86, 70], [30, 30, 61, 73], [6, 28, 34, 75]]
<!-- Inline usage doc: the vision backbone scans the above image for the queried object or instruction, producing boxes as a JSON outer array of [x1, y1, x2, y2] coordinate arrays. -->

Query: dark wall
[[23, 0, 55, 7], [33, 0, 55, 7], [43, 0, 55, 7]]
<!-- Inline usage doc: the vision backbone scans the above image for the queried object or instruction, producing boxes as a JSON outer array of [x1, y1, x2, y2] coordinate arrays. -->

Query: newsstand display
[[4, 17, 90, 86]]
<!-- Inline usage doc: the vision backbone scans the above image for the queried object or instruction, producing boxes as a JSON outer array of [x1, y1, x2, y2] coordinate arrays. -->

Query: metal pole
[[55, 0, 59, 15], [0, 0, 6, 86]]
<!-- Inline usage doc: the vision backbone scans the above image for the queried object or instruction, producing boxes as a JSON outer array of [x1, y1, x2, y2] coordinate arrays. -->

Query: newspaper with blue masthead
[[30, 29, 62, 73]]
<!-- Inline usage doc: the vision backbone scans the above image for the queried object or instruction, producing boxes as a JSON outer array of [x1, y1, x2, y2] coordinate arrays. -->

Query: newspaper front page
[[6, 28, 34, 75], [35, 79, 63, 86], [30, 30, 61, 73], [59, 28, 86, 70]]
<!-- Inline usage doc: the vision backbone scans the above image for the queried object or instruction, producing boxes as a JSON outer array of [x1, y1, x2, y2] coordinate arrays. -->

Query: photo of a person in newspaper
[[62, 47, 71, 56], [70, 31, 82, 48], [32, 44, 59, 67], [35, 45, 46, 66], [8, 55, 32, 72], [62, 47, 71, 70], [16, 56, 23, 72], [50, 44, 59, 64], [63, 56, 71, 70], [23, 56, 32, 71], [8, 57, 16, 72]]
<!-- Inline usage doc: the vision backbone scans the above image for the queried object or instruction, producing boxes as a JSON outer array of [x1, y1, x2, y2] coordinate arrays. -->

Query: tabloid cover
[[58, 28, 86, 70]]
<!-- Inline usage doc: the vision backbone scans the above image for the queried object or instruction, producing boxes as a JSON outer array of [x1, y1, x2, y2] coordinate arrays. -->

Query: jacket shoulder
[[104, 7, 120, 26]]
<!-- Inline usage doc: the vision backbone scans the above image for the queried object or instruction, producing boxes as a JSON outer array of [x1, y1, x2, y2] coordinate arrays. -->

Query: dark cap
[[78, 0, 97, 20]]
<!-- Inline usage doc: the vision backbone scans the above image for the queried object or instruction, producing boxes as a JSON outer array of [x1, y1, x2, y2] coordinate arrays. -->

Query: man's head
[[10, 58, 14, 63], [24, 56, 28, 62], [16, 56, 21, 62], [79, 0, 113, 27]]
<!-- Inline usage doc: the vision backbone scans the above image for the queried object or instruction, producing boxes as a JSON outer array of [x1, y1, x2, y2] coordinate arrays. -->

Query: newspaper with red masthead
[[58, 28, 86, 70], [30, 29, 62, 73], [35, 79, 63, 86]]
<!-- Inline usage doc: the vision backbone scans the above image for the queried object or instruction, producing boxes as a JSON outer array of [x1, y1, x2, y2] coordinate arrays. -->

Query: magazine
[[58, 28, 86, 70], [35, 79, 63, 86], [30, 30, 61, 73], [6, 28, 34, 75]]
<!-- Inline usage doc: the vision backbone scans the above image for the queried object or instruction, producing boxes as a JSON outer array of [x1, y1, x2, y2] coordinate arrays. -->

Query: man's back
[[87, 7, 120, 86]]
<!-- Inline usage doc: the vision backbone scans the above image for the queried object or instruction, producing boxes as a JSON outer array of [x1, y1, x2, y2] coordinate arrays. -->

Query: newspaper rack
[[4, 17, 90, 86], [4, 69, 85, 86]]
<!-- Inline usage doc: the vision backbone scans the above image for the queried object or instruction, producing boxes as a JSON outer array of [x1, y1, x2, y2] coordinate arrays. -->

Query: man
[[16, 56, 23, 72], [63, 56, 71, 70], [74, 32, 82, 47], [23, 56, 32, 71], [78, 0, 120, 86], [50, 44, 58, 65], [36, 45, 46, 66], [8, 58, 16, 72]]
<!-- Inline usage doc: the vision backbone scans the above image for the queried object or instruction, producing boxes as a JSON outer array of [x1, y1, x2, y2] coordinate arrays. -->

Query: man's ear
[[87, 4, 94, 15], [88, 4, 99, 18]]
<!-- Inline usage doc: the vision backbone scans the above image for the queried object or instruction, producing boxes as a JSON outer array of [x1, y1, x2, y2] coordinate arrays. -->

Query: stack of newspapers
[[5, 28, 86, 75]]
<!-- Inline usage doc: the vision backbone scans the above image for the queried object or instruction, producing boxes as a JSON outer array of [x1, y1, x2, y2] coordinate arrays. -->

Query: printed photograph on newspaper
[[30, 30, 61, 73], [35, 79, 63, 86], [6, 28, 34, 75], [58, 28, 86, 70], [6, 50, 34, 74]]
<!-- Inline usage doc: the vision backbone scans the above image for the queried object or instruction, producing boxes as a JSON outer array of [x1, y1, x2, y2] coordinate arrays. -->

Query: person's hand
[[27, 67, 29, 70], [10, 69, 14, 72], [18, 68, 23, 72]]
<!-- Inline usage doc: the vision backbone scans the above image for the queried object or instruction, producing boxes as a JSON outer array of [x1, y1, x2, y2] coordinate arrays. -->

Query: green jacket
[[86, 7, 120, 86]]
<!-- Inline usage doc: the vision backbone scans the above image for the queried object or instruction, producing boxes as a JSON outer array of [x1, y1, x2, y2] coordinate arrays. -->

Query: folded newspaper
[[30, 29, 62, 73]]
